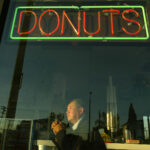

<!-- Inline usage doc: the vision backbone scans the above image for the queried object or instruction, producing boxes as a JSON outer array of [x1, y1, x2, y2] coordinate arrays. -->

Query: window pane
[[0, 0, 150, 150]]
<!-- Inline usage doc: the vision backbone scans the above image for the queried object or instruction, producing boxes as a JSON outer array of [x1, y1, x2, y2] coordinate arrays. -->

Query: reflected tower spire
[[106, 76, 118, 137]]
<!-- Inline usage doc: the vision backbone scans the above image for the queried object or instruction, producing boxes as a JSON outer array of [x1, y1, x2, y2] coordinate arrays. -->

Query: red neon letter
[[103, 10, 120, 35], [39, 10, 60, 36], [61, 11, 80, 36], [83, 11, 101, 35], [122, 9, 141, 35], [18, 11, 37, 36]]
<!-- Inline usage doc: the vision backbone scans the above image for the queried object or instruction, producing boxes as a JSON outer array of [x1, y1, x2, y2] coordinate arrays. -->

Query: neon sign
[[10, 6, 149, 40]]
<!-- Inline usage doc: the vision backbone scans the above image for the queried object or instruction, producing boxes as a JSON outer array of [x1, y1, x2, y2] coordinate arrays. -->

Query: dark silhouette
[[127, 103, 137, 139], [95, 111, 106, 129]]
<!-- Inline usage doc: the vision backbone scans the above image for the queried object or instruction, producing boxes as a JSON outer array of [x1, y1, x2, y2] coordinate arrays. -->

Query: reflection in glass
[[143, 116, 149, 140], [106, 76, 118, 138]]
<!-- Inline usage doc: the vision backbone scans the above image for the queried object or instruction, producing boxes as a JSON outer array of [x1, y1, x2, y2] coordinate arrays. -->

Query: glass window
[[0, 0, 150, 150]]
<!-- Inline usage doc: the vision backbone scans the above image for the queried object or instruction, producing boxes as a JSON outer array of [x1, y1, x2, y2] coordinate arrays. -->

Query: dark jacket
[[54, 118, 107, 150], [66, 117, 89, 140]]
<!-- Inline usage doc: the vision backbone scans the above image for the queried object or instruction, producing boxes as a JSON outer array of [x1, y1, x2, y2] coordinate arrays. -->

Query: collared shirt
[[72, 117, 83, 131]]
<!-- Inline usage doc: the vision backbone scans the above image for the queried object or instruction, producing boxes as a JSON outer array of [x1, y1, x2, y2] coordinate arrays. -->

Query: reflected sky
[[0, 44, 18, 107], [0, 0, 150, 130], [8, 43, 150, 127]]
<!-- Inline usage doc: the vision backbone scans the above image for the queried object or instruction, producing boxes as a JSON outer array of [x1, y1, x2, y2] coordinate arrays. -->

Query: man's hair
[[70, 98, 85, 109]]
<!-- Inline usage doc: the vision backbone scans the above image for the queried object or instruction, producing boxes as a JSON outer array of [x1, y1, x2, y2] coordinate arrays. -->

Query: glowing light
[[18, 11, 37, 36], [39, 10, 60, 36], [122, 9, 141, 35], [10, 6, 149, 40], [83, 11, 101, 35], [61, 11, 80, 36], [103, 10, 120, 35]]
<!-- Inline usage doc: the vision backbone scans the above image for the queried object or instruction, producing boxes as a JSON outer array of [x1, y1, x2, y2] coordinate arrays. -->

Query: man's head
[[66, 99, 84, 125]]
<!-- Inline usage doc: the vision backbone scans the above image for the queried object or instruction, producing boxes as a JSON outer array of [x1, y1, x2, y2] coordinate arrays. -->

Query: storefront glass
[[0, 0, 150, 150]]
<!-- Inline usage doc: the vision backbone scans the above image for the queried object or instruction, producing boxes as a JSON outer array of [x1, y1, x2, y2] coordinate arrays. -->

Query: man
[[66, 99, 88, 139], [51, 99, 88, 139], [51, 98, 106, 150]]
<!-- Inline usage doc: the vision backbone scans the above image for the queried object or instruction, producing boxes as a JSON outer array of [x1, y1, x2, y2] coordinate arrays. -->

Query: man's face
[[66, 101, 83, 124]]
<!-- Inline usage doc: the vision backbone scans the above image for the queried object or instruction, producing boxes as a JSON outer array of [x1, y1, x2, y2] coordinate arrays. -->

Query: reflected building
[[123, 120, 144, 141], [143, 116, 150, 140], [106, 76, 118, 137], [0, 119, 32, 150]]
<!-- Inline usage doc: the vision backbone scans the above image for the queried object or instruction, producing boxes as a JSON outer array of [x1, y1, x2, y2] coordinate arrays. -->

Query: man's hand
[[51, 120, 66, 135]]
